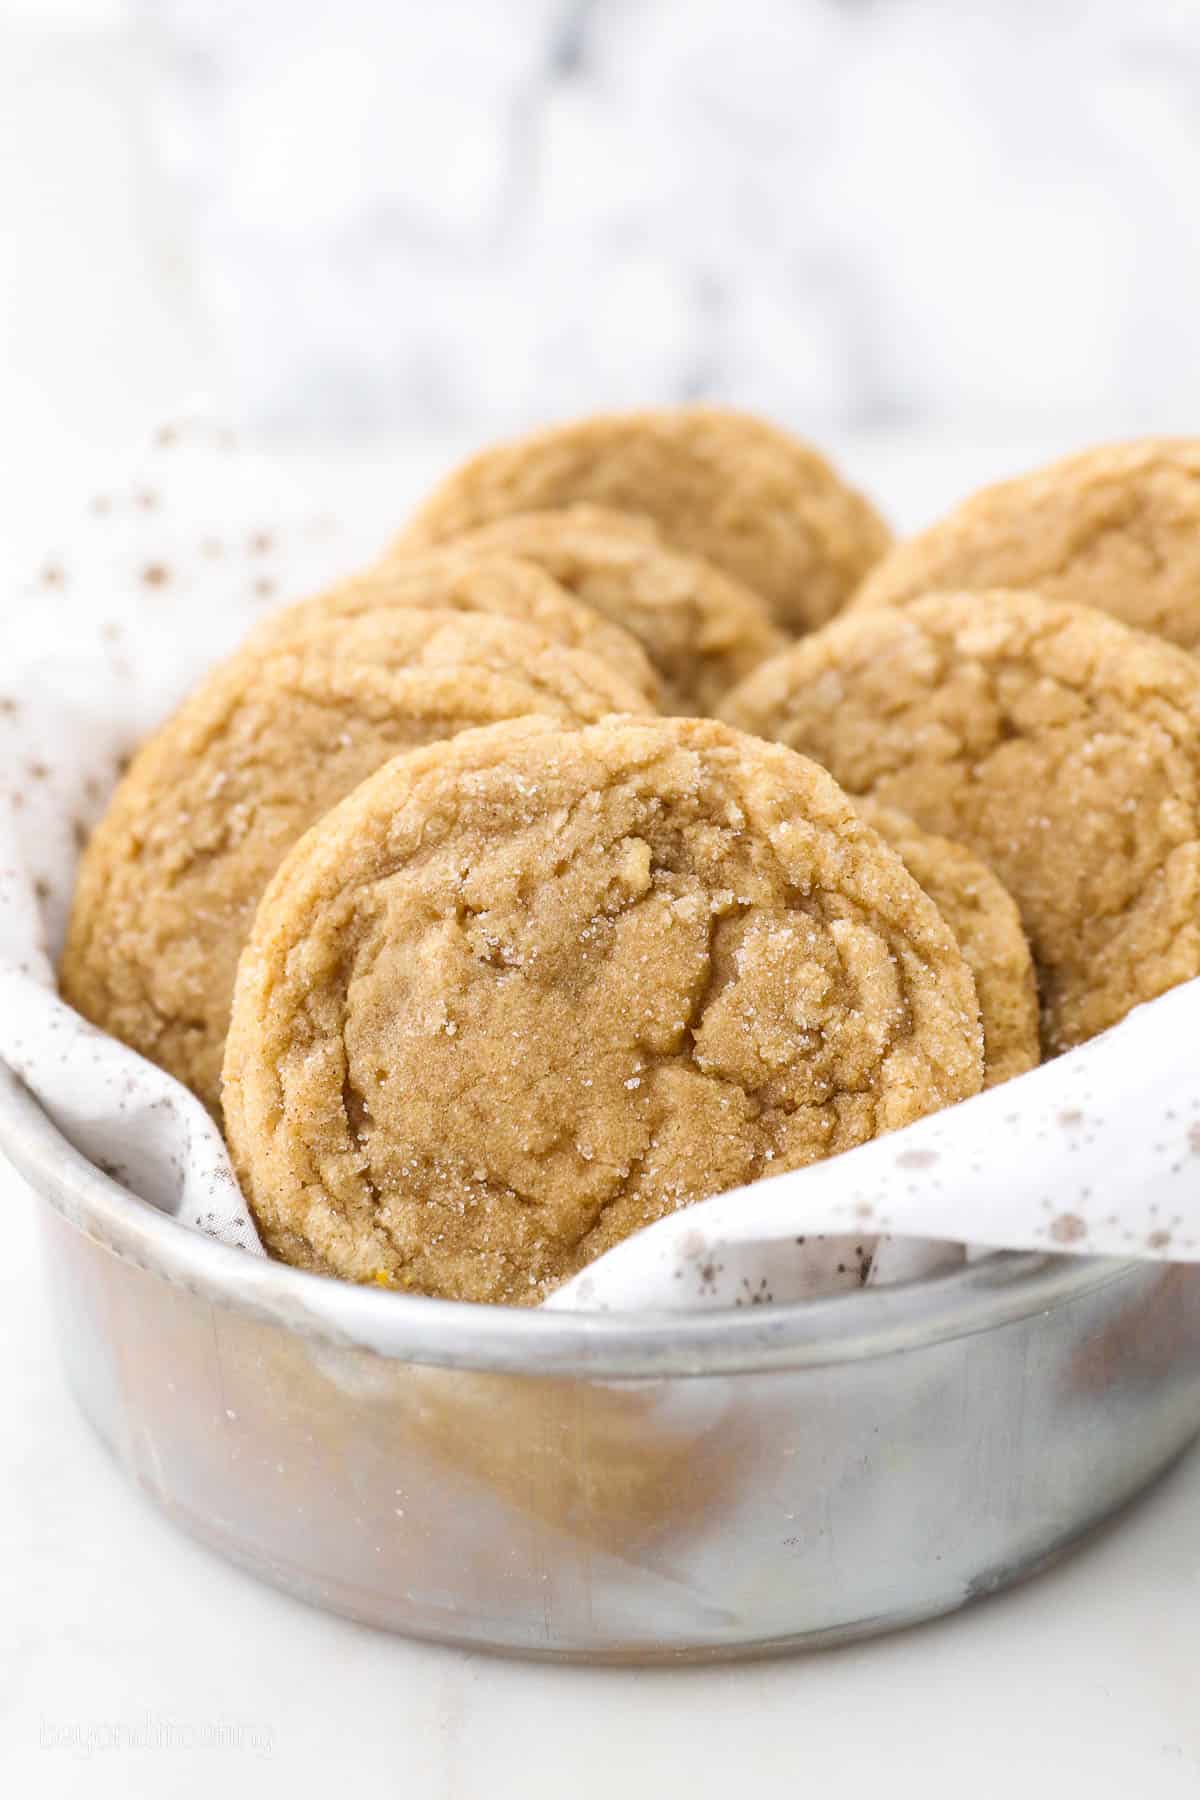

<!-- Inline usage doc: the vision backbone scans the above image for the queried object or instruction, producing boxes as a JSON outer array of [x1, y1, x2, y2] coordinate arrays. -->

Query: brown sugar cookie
[[409, 504, 787, 714], [222, 714, 984, 1303], [853, 799, 1039, 1086], [60, 612, 649, 1116], [722, 589, 1200, 1052], [853, 440, 1200, 650], [399, 408, 892, 635], [244, 546, 661, 706]]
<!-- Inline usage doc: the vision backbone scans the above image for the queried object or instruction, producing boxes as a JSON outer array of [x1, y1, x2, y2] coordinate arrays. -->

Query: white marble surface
[[9, 0, 1200, 473], [143, 0, 1200, 441], [8, 0, 1200, 567], [5, 1162, 1200, 1796]]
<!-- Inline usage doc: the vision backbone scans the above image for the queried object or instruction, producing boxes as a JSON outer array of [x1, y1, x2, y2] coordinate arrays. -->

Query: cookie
[[410, 504, 787, 715], [399, 408, 891, 635], [60, 611, 649, 1115], [222, 714, 984, 1303], [853, 799, 1039, 1086], [722, 590, 1200, 1051], [245, 546, 661, 706], [853, 440, 1200, 650]]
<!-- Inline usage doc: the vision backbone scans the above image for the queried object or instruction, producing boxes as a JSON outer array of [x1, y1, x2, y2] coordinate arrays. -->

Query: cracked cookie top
[[60, 610, 650, 1118], [722, 589, 1200, 1052], [244, 545, 661, 706], [853, 439, 1200, 649], [401, 504, 787, 714], [398, 407, 892, 635], [222, 715, 983, 1304]]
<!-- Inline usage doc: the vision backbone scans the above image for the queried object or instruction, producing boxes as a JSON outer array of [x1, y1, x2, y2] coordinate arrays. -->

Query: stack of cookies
[[59, 418, 1200, 1305]]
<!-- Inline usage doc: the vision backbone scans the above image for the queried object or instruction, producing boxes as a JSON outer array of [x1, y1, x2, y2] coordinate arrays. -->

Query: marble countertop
[[9, 0, 1200, 513], [5, 1167, 1200, 1796]]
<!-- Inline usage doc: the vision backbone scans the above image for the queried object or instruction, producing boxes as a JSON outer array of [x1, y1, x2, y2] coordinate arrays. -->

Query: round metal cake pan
[[4, 1060, 1200, 1663]]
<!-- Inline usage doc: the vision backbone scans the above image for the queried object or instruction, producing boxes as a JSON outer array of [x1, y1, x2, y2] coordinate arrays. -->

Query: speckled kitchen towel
[[0, 421, 371, 1256], [3, 423, 1199, 1311]]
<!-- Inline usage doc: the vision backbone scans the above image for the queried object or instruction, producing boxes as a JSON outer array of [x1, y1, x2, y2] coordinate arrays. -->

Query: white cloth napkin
[[3, 421, 1199, 1310]]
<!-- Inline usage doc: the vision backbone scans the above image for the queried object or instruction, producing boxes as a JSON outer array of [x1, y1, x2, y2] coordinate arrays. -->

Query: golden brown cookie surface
[[404, 504, 787, 714], [400, 408, 891, 635], [722, 590, 1200, 1051], [223, 714, 983, 1304], [60, 612, 648, 1115], [853, 440, 1200, 649], [853, 799, 1039, 1086], [245, 547, 660, 705]]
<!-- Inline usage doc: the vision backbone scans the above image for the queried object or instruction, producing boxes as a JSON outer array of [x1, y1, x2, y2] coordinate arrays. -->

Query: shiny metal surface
[[6, 1062, 1200, 1661]]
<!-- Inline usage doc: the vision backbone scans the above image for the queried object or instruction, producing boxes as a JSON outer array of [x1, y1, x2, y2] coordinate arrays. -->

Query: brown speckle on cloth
[[896, 1148, 940, 1171]]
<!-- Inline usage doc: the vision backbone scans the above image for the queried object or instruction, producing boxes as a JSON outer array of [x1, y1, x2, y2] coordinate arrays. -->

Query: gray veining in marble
[[135, 0, 1200, 439], [31, 0, 1200, 445]]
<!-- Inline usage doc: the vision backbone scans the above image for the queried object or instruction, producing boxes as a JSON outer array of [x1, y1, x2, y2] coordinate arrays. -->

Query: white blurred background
[[5, 0, 1200, 577]]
